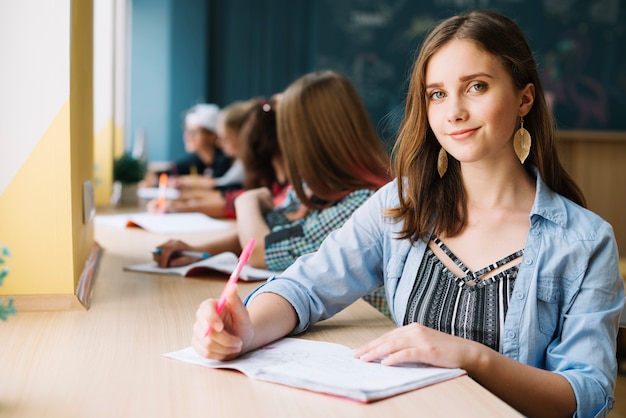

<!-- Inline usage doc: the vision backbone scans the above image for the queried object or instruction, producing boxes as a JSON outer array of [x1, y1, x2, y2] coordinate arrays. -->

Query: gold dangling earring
[[513, 117, 531, 164], [437, 147, 448, 178]]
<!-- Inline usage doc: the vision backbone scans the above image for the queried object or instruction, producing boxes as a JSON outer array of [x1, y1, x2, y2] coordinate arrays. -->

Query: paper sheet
[[95, 212, 232, 234]]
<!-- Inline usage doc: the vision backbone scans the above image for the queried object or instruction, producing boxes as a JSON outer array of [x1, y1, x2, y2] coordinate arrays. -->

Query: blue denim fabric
[[247, 169, 624, 417]]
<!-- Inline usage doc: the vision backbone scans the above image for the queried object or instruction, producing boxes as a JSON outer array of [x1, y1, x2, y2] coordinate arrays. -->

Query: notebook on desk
[[125, 251, 279, 281], [164, 337, 466, 403], [94, 212, 232, 234]]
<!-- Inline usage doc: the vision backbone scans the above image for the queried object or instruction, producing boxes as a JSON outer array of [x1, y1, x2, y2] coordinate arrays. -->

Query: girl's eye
[[469, 82, 487, 93], [429, 90, 446, 100]]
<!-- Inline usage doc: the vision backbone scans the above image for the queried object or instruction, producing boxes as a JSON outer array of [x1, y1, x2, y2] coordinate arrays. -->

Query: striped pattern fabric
[[403, 236, 523, 352]]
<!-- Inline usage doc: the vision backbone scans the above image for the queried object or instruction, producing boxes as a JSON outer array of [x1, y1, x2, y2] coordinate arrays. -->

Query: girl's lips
[[448, 128, 477, 140]]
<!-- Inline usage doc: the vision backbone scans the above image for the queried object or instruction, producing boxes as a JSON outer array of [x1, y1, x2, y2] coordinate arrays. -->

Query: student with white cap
[[173, 103, 233, 179], [142, 103, 234, 188]]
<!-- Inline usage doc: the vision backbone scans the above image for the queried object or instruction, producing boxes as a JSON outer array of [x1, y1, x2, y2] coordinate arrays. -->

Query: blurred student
[[172, 99, 258, 192], [142, 103, 233, 187], [153, 70, 391, 275], [189, 11, 624, 418], [147, 100, 257, 217]]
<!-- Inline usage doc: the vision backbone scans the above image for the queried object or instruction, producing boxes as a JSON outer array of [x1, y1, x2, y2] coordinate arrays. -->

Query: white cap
[[185, 103, 220, 132]]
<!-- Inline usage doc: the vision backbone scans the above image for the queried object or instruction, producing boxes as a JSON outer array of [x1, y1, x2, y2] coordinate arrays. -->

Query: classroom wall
[[129, 0, 209, 164], [0, 0, 96, 308]]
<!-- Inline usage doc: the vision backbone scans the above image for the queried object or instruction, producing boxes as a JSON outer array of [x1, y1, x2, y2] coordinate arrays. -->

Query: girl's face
[[216, 124, 240, 157], [425, 39, 533, 168], [183, 123, 215, 153]]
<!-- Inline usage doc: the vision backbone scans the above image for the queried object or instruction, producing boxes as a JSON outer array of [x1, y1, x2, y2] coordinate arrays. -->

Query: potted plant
[[112, 152, 147, 206]]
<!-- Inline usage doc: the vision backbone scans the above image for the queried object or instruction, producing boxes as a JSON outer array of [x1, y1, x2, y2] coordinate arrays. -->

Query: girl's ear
[[519, 83, 535, 117]]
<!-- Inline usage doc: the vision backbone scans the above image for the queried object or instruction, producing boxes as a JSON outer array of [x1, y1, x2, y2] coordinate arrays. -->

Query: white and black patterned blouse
[[403, 235, 523, 352]]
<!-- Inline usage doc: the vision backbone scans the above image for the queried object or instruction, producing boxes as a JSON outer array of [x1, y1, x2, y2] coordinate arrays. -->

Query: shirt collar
[[529, 166, 568, 228]]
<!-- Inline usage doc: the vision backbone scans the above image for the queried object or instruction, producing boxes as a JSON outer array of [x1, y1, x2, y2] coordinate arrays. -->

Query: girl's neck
[[461, 162, 535, 210]]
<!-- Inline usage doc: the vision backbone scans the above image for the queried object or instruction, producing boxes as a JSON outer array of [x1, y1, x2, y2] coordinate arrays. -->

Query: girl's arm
[[233, 188, 274, 268], [191, 286, 297, 360], [154, 230, 241, 267], [192, 182, 395, 359]]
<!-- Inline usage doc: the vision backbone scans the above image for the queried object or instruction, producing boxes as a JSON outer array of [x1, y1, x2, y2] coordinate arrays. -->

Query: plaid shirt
[[263, 188, 375, 272]]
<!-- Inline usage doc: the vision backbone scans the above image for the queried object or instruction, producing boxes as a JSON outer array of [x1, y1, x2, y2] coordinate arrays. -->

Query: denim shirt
[[247, 171, 624, 417]]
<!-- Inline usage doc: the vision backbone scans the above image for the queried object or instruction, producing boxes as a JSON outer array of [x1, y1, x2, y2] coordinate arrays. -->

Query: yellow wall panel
[[0, 102, 74, 295], [94, 118, 114, 207], [70, 0, 95, 293], [114, 124, 125, 158], [0, 0, 96, 302]]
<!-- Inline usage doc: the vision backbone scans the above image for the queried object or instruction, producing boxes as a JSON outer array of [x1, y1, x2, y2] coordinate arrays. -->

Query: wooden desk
[[0, 224, 522, 418]]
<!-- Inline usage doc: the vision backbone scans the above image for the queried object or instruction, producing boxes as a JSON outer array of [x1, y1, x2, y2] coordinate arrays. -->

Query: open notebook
[[164, 338, 466, 402], [94, 212, 232, 234], [125, 251, 279, 281]]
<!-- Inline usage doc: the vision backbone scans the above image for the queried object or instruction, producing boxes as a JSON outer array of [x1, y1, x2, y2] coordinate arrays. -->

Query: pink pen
[[204, 238, 256, 337]]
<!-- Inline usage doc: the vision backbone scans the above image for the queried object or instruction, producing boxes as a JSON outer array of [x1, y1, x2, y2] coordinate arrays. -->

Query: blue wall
[[129, 0, 208, 163], [210, 0, 311, 104], [168, 0, 209, 160]]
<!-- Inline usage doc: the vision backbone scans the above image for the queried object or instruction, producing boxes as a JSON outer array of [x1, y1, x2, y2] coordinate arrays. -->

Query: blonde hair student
[[190, 10, 624, 418]]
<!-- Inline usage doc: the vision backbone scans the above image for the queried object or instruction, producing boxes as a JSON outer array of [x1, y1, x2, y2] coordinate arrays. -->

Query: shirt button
[[524, 258, 532, 265], [515, 292, 524, 300], [506, 331, 516, 339], [533, 229, 540, 236]]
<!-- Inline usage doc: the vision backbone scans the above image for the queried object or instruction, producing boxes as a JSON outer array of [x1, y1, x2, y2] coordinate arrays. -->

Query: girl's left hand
[[353, 323, 486, 370]]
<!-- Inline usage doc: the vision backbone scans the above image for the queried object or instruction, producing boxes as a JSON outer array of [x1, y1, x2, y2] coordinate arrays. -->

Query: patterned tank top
[[403, 236, 523, 352]]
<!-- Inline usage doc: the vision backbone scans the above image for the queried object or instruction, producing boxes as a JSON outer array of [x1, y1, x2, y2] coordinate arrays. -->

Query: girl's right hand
[[153, 239, 196, 267], [190, 284, 254, 361], [146, 198, 175, 214]]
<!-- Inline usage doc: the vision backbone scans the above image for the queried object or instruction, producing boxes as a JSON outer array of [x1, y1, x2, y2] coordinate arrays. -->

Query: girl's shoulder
[[342, 180, 399, 205], [536, 184, 614, 244], [370, 178, 401, 204]]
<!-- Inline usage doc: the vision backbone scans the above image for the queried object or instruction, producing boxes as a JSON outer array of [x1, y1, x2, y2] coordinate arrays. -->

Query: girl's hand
[[354, 323, 486, 370], [171, 175, 216, 190], [153, 239, 197, 267], [146, 198, 176, 214], [191, 285, 254, 360]]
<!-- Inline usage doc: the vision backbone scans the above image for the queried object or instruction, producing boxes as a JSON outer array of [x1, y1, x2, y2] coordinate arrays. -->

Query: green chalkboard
[[312, 0, 626, 136]]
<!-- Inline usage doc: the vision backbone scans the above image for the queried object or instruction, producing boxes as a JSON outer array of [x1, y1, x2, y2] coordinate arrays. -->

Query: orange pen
[[156, 173, 168, 213]]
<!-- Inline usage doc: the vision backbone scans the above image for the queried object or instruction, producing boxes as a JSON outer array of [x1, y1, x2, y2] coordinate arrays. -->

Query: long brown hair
[[387, 9, 585, 243], [277, 70, 391, 209], [240, 97, 282, 189]]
